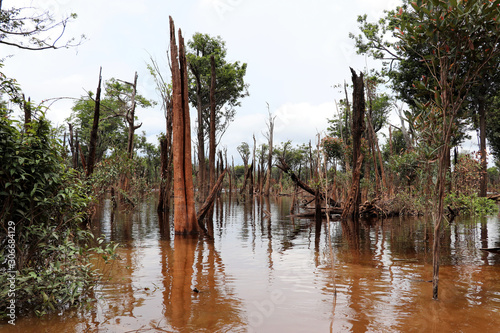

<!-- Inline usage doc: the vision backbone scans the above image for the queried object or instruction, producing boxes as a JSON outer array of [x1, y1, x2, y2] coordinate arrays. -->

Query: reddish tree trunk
[[170, 17, 198, 235]]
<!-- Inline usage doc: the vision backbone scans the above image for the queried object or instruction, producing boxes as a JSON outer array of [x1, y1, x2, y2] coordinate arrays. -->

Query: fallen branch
[[276, 157, 340, 208], [197, 169, 228, 225]]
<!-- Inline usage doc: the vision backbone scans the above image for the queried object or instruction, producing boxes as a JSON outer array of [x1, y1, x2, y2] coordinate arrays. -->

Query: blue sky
[[3, 0, 483, 163]]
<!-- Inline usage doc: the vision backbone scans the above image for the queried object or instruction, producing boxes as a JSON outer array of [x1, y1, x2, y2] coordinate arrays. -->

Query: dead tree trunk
[[23, 95, 31, 131], [251, 134, 256, 196], [342, 68, 366, 220], [68, 123, 75, 168], [209, 55, 217, 195], [264, 103, 275, 197], [479, 97, 487, 197], [126, 72, 141, 159], [74, 131, 79, 169], [189, 61, 207, 200], [86, 67, 102, 177], [197, 169, 228, 225], [152, 58, 174, 217], [170, 16, 198, 235], [240, 162, 253, 195]]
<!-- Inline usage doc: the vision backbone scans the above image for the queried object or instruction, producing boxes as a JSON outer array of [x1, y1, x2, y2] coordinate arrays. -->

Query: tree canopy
[[186, 33, 249, 142]]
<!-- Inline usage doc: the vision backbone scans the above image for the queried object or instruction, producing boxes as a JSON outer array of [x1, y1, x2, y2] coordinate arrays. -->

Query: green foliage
[[488, 166, 500, 190], [237, 142, 250, 166], [445, 193, 498, 216], [486, 94, 500, 161], [0, 107, 117, 318], [388, 150, 421, 187], [67, 77, 155, 167], [321, 136, 344, 161], [186, 33, 249, 141], [89, 152, 153, 205]]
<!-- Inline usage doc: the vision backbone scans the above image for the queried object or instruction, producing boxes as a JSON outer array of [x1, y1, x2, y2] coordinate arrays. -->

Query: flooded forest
[[2, 1, 500, 332]]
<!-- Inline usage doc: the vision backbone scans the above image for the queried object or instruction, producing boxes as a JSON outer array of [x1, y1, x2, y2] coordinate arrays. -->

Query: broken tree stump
[[170, 17, 198, 235]]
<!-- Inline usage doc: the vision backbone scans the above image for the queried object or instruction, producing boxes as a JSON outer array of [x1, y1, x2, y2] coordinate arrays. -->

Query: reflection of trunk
[[171, 236, 197, 328], [170, 17, 198, 235], [86, 67, 102, 177], [479, 97, 487, 197]]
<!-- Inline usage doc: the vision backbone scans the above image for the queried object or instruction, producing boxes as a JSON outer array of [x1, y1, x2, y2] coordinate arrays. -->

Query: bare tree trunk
[[433, 143, 448, 299], [189, 63, 207, 200], [153, 58, 174, 218], [74, 131, 79, 169], [197, 170, 228, 224], [479, 97, 488, 197], [209, 55, 217, 193], [264, 104, 275, 196], [126, 72, 140, 159], [23, 95, 31, 131], [170, 16, 198, 235], [68, 123, 75, 168], [86, 67, 102, 177], [343, 68, 366, 220], [251, 134, 256, 195]]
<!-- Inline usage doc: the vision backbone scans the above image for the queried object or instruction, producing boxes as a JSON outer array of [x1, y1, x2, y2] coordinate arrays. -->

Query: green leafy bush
[[0, 109, 116, 318], [445, 193, 498, 216]]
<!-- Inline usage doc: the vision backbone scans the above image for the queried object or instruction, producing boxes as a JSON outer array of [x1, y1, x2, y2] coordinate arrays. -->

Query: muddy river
[[2, 197, 500, 332]]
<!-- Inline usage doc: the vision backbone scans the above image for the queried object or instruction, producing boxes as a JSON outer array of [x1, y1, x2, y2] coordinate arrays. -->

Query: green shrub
[[445, 193, 498, 216], [0, 109, 116, 318]]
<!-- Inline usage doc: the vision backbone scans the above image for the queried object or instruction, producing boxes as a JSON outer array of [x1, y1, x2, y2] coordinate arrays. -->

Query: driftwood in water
[[487, 193, 500, 201], [197, 169, 228, 225], [480, 248, 500, 253], [276, 157, 340, 208]]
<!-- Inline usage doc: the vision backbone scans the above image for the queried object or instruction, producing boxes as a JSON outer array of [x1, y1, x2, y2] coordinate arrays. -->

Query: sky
[[2, 0, 483, 164]]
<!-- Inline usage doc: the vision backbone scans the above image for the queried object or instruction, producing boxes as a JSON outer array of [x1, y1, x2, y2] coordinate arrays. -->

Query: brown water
[[2, 197, 500, 333]]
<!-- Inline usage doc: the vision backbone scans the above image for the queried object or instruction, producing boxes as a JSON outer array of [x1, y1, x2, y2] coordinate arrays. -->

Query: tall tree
[[393, 0, 500, 300], [351, 0, 500, 197], [186, 33, 249, 198], [68, 78, 154, 165]]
